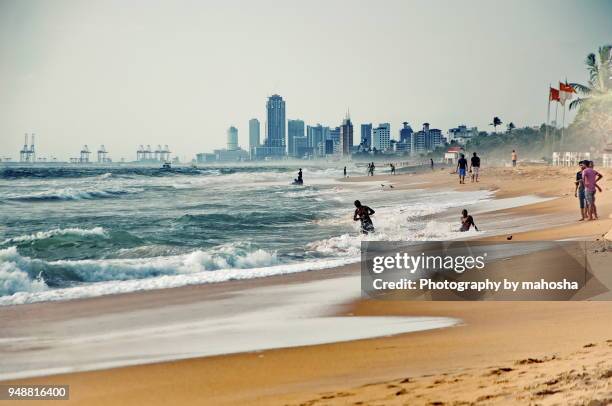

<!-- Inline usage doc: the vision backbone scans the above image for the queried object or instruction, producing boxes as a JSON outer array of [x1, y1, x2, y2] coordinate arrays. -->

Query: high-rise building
[[340, 115, 353, 157], [265, 94, 286, 157], [372, 123, 391, 152], [413, 123, 445, 154], [360, 123, 372, 149], [399, 122, 413, 155], [227, 126, 238, 150], [287, 119, 305, 157], [249, 118, 260, 158]]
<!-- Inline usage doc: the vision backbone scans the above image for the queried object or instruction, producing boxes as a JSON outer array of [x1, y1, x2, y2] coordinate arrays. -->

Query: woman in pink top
[[582, 161, 603, 220]]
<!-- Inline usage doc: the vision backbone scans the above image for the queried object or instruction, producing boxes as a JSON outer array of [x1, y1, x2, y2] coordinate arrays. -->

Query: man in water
[[456, 154, 468, 184], [574, 160, 587, 221], [295, 168, 303, 184], [470, 152, 481, 183], [460, 209, 478, 232], [511, 150, 517, 167], [353, 200, 375, 234], [582, 160, 603, 221]]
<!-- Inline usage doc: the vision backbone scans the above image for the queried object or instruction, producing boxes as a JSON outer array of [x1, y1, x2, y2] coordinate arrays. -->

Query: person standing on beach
[[582, 161, 603, 221], [343, 166, 347, 177], [470, 152, 481, 183], [511, 150, 518, 167], [456, 154, 468, 184], [390, 163, 396, 175], [430, 158, 434, 170], [460, 209, 478, 232], [370, 162, 375, 176], [575, 161, 587, 221], [353, 200, 375, 234]]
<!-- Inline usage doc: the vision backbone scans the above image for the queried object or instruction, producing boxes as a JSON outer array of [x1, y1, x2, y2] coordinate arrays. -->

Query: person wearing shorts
[[582, 161, 603, 221], [470, 152, 481, 183], [456, 154, 468, 184], [575, 161, 587, 221]]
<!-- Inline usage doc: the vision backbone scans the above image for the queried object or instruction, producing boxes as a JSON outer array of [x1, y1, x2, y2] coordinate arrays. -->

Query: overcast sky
[[1, 0, 610, 161]]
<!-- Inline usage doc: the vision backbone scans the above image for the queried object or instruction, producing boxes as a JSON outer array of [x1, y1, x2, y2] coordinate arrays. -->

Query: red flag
[[549, 87, 560, 102], [559, 82, 575, 105]]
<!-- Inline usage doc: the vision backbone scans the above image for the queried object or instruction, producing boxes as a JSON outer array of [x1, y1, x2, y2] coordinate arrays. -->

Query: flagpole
[[561, 102, 566, 147], [546, 84, 551, 153]]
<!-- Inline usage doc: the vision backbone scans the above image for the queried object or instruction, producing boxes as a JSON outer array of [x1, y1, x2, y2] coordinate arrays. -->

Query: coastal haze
[[1, 0, 611, 162]]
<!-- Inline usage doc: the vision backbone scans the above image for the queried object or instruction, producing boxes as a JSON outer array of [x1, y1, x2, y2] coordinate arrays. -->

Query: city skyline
[[1, 0, 611, 161]]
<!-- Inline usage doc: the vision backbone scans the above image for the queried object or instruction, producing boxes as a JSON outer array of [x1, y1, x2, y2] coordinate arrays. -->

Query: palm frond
[[569, 97, 589, 110], [569, 82, 591, 94]]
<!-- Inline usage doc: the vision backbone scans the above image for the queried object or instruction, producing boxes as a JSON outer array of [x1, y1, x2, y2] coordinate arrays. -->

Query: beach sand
[[2, 165, 612, 405]]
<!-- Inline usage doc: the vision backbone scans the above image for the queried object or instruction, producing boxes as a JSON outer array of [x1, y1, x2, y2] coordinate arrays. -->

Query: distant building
[[287, 119, 305, 157], [360, 123, 372, 149], [413, 123, 445, 154], [339, 115, 353, 157], [196, 153, 216, 163], [227, 126, 238, 151], [249, 118, 260, 158], [372, 123, 391, 152], [292, 136, 309, 158], [265, 94, 286, 157], [399, 122, 413, 154], [324, 139, 334, 155], [214, 148, 249, 162], [307, 124, 324, 156], [448, 125, 478, 145]]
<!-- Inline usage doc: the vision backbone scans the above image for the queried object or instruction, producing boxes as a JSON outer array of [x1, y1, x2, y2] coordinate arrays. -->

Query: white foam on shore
[[0, 275, 459, 380]]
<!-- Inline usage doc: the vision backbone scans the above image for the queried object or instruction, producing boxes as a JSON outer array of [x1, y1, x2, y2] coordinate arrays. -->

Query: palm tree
[[489, 116, 502, 133], [569, 45, 611, 110], [507, 122, 515, 133]]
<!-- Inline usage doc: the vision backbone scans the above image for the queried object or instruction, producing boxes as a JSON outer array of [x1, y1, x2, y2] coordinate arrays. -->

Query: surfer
[[293, 168, 303, 185], [353, 200, 375, 234]]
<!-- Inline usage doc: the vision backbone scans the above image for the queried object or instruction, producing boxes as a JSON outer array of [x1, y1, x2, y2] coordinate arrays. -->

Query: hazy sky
[[1, 0, 611, 161]]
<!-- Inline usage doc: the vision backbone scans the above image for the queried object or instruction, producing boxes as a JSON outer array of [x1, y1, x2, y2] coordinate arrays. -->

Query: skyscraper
[[360, 123, 372, 149], [287, 119, 305, 157], [227, 126, 238, 150], [372, 123, 391, 152], [265, 94, 286, 157], [249, 118, 260, 158], [340, 115, 353, 157]]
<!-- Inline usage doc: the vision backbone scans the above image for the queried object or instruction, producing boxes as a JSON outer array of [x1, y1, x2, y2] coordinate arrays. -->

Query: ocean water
[[0, 164, 492, 305]]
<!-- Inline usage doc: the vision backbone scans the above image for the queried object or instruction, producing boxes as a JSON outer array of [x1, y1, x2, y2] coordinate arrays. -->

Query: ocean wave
[[6, 187, 142, 202], [0, 244, 280, 302], [2, 227, 107, 245]]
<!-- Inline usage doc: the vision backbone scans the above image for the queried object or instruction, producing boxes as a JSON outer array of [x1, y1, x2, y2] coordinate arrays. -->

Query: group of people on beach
[[366, 162, 376, 176], [575, 160, 603, 221], [456, 152, 481, 184]]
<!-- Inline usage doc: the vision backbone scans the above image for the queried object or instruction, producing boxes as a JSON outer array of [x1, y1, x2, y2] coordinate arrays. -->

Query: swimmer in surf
[[353, 200, 375, 234]]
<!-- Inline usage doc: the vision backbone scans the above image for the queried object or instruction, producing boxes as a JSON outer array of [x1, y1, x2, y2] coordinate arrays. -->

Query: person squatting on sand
[[456, 154, 468, 184], [470, 152, 480, 183], [582, 160, 603, 221], [460, 209, 478, 232], [353, 200, 375, 234]]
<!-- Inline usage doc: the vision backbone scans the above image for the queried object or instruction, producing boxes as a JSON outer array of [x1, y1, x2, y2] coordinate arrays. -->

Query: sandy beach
[[2, 164, 612, 405]]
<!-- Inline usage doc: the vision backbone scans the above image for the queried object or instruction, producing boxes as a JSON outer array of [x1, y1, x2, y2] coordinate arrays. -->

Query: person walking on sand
[[430, 158, 434, 170], [470, 152, 481, 183], [460, 209, 478, 232], [511, 150, 517, 167], [343, 166, 347, 177], [456, 154, 468, 184], [370, 162, 375, 176], [353, 200, 375, 234], [575, 160, 587, 221], [390, 163, 396, 175], [583, 160, 603, 221]]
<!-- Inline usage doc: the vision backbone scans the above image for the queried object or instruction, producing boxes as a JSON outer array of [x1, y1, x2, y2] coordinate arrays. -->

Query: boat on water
[[161, 162, 172, 170]]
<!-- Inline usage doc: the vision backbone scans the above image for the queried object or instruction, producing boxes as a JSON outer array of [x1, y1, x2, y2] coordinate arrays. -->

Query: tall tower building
[[249, 118, 260, 158], [360, 123, 372, 149], [287, 119, 305, 157], [340, 114, 353, 157], [265, 94, 286, 156], [373, 123, 391, 152], [227, 126, 238, 151]]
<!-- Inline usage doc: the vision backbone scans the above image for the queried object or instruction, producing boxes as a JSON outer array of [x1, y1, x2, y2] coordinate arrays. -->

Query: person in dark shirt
[[456, 154, 468, 184], [470, 152, 481, 183], [353, 200, 375, 234], [460, 209, 478, 232], [430, 158, 434, 170], [575, 160, 587, 221], [343, 166, 347, 177]]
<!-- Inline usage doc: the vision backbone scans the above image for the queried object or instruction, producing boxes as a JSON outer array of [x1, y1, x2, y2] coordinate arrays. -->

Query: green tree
[[569, 45, 611, 110], [489, 117, 503, 133], [507, 122, 516, 133]]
